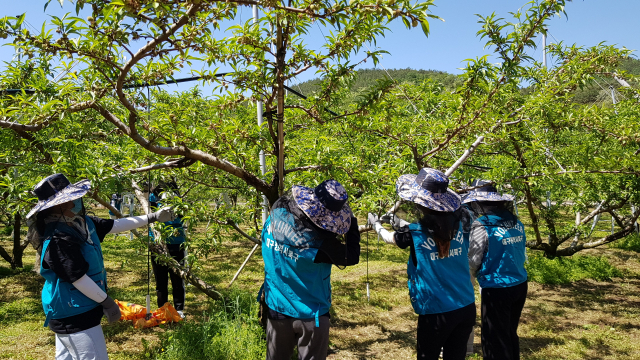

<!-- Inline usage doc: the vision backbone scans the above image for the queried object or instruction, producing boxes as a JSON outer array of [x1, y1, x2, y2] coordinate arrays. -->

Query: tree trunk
[[276, 23, 285, 196], [12, 213, 23, 268]]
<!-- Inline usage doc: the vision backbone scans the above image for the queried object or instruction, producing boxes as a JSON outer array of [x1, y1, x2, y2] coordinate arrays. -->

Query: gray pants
[[266, 316, 330, 360], [55, 325, 109, 360]]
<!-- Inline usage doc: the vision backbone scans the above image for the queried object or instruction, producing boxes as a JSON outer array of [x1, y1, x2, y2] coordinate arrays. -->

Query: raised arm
[[108, 207, 175, 234]]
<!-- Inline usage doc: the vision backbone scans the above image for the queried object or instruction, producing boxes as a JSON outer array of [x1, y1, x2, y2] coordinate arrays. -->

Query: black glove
[[100, 296, 121, 324]]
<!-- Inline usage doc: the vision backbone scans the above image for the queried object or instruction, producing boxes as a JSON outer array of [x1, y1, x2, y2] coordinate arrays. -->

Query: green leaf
[[420, 20, 430, 37]]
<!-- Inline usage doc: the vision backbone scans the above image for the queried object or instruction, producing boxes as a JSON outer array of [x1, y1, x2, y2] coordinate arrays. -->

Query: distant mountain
[[292, 68, 461, 95], [292, 58, 639, 105]]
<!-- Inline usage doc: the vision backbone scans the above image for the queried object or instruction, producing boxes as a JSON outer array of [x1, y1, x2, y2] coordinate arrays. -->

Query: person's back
[[261, 180, 360, 360], [473, 209, 527, 289], [465, 180, 528, 360]]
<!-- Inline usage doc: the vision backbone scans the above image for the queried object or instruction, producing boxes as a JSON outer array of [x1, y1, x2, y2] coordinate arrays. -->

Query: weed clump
[[155, 291, 265, 360], [608, 233, 640, 253], [526, 252, 622, 284]]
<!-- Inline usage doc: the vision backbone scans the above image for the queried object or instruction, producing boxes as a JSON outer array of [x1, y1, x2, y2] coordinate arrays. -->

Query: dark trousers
[[481, 281, 528, 360], [266, 316, 330, 360], [417, 303, 476, 360], [151, 244, 185, 311]]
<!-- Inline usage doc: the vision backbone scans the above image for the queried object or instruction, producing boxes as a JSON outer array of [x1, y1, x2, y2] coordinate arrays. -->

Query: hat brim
[[462, 191, 515, 204], [292, 185, 352, 235], [26, 179, 91, 219], [396, 174, 461, 212]]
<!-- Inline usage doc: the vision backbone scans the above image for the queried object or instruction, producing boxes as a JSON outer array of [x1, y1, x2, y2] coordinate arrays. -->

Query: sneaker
[[177, 310, 185, 319]]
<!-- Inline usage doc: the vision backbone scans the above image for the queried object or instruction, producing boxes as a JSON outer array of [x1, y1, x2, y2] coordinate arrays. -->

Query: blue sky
[[1, 1, 638, 93]]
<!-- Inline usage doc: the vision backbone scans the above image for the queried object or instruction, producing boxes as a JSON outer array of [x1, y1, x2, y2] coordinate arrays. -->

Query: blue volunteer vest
[[149, 193, 185, 245], [262, 208, 332, 326], [475, 214, 528, 288], [407, 222, 475, 315], [40, 217, 107, 326]]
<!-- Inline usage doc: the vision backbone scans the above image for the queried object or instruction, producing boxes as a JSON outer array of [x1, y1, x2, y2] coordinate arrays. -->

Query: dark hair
[[415, 204, 462, 259]]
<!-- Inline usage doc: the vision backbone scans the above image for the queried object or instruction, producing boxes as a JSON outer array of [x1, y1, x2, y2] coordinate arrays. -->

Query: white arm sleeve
[[373, 222, 396, 245], [72, 274, 108, 303], [109, 215, 150, 234], [468, 222, 489, 278]]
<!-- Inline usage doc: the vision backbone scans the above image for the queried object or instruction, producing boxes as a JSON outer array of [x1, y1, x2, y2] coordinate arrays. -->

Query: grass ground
[[1, 209, 639, 359]]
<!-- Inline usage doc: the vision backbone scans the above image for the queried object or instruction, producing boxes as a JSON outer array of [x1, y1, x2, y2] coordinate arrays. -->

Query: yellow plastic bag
[[114, 300, 182, 329]]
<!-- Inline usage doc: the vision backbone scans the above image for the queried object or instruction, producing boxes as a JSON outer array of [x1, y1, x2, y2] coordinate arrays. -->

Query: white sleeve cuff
[[72, 274, 108, 303]]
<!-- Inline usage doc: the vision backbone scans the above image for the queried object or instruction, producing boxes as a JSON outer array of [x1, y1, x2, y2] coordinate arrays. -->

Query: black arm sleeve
[[42, 234, 89, 283], [394, 230, 412, 249], [314, 217, 361, 266], [87, 216, 114, 242], [394, 230, 417, 267]]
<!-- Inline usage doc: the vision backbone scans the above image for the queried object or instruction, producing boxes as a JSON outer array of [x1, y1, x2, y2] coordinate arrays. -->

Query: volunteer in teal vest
[[261, 179, 361, 360], [368, 168, 475, 360], [26, 173, 175, 360], [464, 180, 527, 360], [149, 181, 187, 317]]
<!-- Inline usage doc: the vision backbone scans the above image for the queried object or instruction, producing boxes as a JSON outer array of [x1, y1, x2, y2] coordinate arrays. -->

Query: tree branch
[[212, 218, 260, 245]]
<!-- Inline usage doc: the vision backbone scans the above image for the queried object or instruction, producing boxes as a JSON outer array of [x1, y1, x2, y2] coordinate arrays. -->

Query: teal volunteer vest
[[475, 214, 528, 288], [407, 222, 475, 315], [261, 207, 332, 327], [40, 216, 107, 326]]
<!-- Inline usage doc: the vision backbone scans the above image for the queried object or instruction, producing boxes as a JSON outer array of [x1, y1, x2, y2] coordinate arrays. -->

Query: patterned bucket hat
[[396, 168, 461, 212], [292, 179, 353, 235], [462, 179, 515, 204], [26, 173, 91, 219]]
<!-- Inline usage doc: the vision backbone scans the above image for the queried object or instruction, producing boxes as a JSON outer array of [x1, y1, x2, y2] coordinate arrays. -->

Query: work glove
[[367, 213, 379, 227], [379, 213, 392, 224], [148, 207, 175, 223], [390, 214, 409, 229], [100, 296, 121, 324]]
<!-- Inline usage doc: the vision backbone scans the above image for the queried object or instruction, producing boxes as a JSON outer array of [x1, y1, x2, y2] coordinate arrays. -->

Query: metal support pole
[[228, 5, 267, 288], [611, 86, 617, 105], [228, 243, 260, 288], [542, 30, 547, 68]]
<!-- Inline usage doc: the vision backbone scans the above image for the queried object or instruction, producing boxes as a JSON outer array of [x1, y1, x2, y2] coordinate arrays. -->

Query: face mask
[[70, 199, 83, 215]]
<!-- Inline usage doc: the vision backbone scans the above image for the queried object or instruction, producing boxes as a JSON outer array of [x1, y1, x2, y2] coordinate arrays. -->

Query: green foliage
[[155, 292, 265, 360], [608, 233, 640, 252], [526, 252, 623, 285]]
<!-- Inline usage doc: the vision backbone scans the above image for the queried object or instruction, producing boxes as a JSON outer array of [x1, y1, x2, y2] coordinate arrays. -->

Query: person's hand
[[379, 213, 392, 224], [148, 207, 175, 223], [390, 214, 408, 229], [367, 213, 379, 227], [100, 296, 121, 324]]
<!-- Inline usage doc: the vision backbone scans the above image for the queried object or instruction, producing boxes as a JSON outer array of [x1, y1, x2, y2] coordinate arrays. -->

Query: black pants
[[266, 316, 330, 360], [481, 281, 528, 360], [417, 303, 476, 360], [151, 244, 185, 311]]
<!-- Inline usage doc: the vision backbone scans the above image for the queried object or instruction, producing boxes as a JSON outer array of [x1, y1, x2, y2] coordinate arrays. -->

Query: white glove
[[367, 213, 379, 227], [148, 207, 175, 223]]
